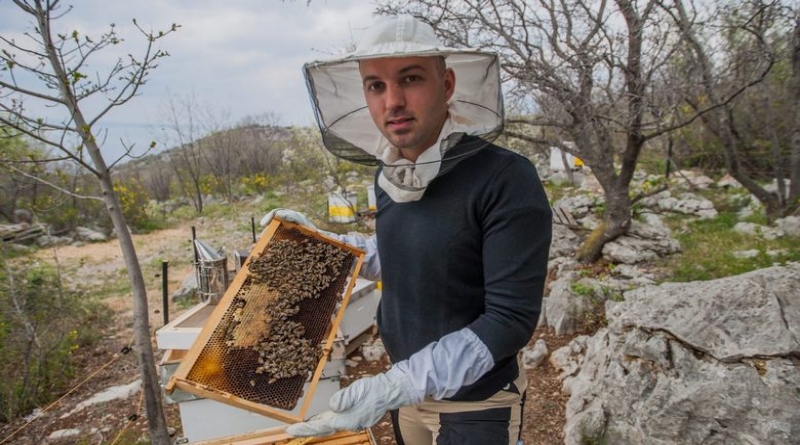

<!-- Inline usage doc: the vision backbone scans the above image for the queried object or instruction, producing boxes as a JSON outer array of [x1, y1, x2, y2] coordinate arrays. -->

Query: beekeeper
[[265, 14, 552, 445]]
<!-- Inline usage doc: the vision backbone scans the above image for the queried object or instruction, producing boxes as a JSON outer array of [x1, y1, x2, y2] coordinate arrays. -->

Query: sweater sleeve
[[467, 157, 552, 362]]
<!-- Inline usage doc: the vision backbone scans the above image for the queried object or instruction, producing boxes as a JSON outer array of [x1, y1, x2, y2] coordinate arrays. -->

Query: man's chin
[[385, 133, 414, 149]]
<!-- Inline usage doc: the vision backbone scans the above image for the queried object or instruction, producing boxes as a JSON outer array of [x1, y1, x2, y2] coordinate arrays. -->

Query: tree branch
[[2, 163, 103, 202]]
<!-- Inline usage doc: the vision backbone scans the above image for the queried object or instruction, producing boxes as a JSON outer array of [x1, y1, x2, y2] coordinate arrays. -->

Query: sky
[[0, 0, 376, 160]]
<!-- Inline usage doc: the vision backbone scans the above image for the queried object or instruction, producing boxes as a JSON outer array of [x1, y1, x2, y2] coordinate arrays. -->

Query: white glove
[[259, 208, 317, 230], [286, 369, 413, 437]]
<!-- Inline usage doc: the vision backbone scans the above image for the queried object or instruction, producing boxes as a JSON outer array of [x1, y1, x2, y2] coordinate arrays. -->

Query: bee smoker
[[193, 237, 229, 305]]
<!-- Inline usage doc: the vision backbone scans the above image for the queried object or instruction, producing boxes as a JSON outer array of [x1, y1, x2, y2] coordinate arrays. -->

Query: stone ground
[[0, 220, 577, 445]]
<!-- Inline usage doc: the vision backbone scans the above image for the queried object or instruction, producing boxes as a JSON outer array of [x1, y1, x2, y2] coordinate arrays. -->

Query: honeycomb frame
[[188, 426, 375, 445], [166, 217, 365, 423]]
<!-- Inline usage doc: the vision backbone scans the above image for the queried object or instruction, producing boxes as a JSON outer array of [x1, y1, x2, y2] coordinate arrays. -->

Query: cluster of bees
[[248, 238, 349, 297], [239, 236, 350, 384]]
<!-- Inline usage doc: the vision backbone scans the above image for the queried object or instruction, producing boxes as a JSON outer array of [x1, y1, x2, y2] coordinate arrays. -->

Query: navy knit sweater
[[375, 139, 552, 401]]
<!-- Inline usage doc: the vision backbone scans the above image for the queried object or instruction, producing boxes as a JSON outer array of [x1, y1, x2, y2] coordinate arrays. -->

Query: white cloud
[[0, 0, 377, 158]]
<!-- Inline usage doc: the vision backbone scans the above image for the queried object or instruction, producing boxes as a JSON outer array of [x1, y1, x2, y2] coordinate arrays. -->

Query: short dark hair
[[434, 56, 446, 75]]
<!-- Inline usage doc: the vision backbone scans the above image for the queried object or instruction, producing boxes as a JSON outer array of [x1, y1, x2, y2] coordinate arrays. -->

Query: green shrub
[[239, 172, 274, 195], [0, 256, 109, 422], [114, 179, 154, 232]]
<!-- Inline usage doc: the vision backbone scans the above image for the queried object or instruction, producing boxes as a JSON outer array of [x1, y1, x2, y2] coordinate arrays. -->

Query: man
[[271, 15, 552, 445]]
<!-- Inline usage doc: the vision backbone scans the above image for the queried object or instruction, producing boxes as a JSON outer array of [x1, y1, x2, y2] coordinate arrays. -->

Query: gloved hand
[[286, 369, 413, 437], [260, 208, 317, 230]]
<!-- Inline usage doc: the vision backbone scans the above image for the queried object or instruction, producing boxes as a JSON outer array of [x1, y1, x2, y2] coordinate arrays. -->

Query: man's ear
[[444, 68, 455, 101]]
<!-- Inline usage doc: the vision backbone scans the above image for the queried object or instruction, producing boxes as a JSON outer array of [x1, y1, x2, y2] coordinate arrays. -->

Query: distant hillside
[[112, 124, 296, 203], [118, 124, 293, 174]]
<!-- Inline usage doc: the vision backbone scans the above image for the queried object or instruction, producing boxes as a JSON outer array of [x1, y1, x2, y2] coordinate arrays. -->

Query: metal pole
[[191, 226, 199, 263], [161, 261, 169, 326]]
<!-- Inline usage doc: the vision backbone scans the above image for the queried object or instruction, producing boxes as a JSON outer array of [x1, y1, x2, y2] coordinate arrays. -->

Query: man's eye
[[402, 75, 421, 84], [366, 82, 384, 92]]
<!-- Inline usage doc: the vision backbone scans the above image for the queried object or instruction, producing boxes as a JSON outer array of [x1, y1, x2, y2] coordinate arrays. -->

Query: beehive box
[[166, 217, 364, 423]]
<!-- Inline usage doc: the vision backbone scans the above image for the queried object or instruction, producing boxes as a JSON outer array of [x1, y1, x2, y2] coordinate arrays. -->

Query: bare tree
[[0, 134, 43, 223], [234, 113, 287, 180], [200, 110, 242, 202], [379, 0, 791, 260], [139, 156, 173, 203], [0, 1, 175, 442], [159, 91, 207, 213], [792, 15, 800, 206], [378, 0, 699, 262], [665, 0, 796, 217]]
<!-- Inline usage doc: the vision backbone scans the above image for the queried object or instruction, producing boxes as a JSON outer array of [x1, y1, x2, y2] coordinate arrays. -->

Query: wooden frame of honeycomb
[[188, 426, 375, 445], [165, 217, 365, 423]]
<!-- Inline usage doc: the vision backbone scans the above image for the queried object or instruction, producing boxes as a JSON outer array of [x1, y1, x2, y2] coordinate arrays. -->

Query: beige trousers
[[391, 365, 527, 445]]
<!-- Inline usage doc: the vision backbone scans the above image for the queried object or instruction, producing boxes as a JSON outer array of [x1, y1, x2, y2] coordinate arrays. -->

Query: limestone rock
[[544, 272, 592, 335], [550, 224, 580, 259], [641, 191, 717, 219], [733, 222, 782, 240], [716, 174, 742, 189], [75, 226, 108, 242], [361, 338, 386, 362], [776, 216, 800, 238], [171, 272, 198, 302], [602, 219, 681, 264], [544, 273, 628, 335], [553, 194, 602, 219], [47, 429, 82, 443], [553, 263, 800, 445], [521, 339, 549, 369], [672, 170, 715, 189]]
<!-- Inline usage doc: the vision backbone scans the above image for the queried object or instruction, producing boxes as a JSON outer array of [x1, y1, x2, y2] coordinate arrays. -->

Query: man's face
[[359, 56, 455, 162]]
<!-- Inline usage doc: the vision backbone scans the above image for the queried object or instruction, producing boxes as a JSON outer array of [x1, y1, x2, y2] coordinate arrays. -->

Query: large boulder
[[543, 271, 631, 336], [552, 263, 800, 445], [74, 226, 108, 242], [602, 217, 681, 264]]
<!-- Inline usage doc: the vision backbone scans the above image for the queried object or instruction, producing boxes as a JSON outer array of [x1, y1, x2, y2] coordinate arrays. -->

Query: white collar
[[377, 103, 479, 202]]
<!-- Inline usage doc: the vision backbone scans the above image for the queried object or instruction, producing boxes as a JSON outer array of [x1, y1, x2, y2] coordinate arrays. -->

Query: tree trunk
[[575, 172, 633, 263], [36, 6, 171, 439], [672, 0, 782, 217], [790, 19, 800, 209], [761, 83, 786, 207], [716, 107, 781, 216], [99, 173, 171, 444], [77, 125, 171, 445], [83, 133, 171, 444]]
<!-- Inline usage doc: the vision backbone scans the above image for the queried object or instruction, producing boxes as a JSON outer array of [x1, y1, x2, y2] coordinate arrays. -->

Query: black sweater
[[375, 139, 552, 401]]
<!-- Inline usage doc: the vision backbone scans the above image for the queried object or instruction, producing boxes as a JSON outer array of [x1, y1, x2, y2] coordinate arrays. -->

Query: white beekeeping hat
[[303, 14, 504, 166]]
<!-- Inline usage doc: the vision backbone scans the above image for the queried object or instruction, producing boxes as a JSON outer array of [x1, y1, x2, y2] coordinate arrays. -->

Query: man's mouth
[[387, 117, 413, 131]]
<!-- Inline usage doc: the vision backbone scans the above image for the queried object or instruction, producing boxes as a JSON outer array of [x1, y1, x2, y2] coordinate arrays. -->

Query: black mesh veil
[[303, 51, 504, 172]]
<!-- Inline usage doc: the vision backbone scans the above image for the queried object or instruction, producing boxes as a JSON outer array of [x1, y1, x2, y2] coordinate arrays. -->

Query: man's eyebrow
[[362, 74, 381, 86], [361, 64, 428, 86]]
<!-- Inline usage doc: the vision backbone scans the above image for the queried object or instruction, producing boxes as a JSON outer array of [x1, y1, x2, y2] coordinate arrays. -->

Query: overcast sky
[[1, 1, 376, 159]]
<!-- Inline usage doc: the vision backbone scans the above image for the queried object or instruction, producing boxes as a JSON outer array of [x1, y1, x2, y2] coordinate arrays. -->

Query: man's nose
[[385, 83, 406, 110]]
